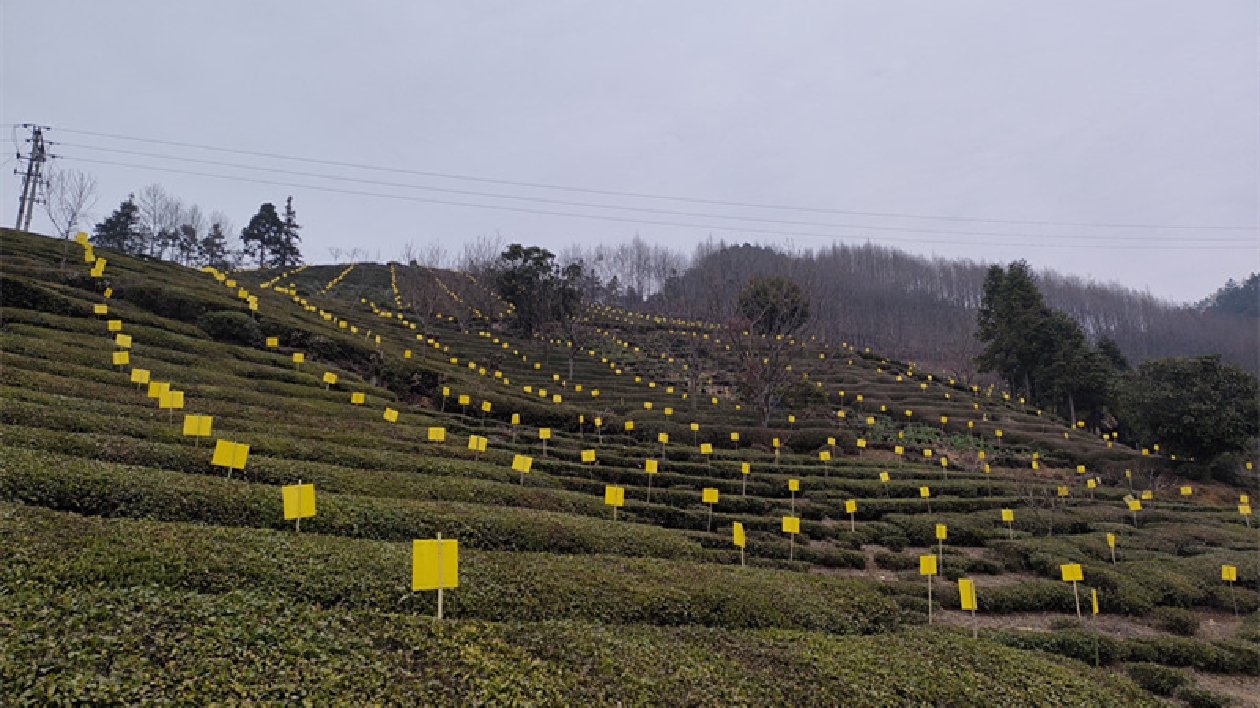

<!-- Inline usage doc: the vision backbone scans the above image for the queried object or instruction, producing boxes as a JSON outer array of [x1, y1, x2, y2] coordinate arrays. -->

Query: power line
[[65, 154, 1256, 251], [54, 126, 1258, 232], [57, 141, 1254, 244]]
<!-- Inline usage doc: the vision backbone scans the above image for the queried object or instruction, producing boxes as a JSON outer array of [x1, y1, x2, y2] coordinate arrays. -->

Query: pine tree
[[273, 196, 303, 267], [200, 222, 232, 269], [92, 196, 142, 252]]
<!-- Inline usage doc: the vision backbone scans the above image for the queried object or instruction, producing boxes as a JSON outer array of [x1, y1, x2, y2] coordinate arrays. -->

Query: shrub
[[1175, 686, 1234, 708], [1153, 606, 1200, 637], [1125, 663, 1190, 696], [874, 552, 916, 571], [197, 310, 261, 346]]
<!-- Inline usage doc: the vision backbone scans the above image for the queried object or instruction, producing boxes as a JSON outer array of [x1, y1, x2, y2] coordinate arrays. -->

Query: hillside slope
[[2, 228, 1256, 705]]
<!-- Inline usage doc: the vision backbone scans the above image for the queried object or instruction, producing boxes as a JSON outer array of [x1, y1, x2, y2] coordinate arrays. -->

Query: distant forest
[[611, 241, 1260, 379]]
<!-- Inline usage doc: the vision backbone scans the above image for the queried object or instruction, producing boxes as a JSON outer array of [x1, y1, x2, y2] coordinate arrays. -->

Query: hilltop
[[2, 227, 1256, 705]]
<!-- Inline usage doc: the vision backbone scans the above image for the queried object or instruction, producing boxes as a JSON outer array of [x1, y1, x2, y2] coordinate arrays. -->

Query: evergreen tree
[[200, 222, 232, 269], [240, 203, 285, 267], [91, 196, 142, 252], [976, 261, 1050, 398], [272, 196, 303, 267]]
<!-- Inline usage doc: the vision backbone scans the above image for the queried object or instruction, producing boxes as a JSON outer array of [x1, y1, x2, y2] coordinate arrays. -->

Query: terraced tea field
[[2, 227, 1256, 705]]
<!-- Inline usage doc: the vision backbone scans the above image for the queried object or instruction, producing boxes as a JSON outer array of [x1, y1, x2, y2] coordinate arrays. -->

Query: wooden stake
[[436, 532, 444, 621], [927, 573, 933, 625], [1072, 579, 1081, 618]]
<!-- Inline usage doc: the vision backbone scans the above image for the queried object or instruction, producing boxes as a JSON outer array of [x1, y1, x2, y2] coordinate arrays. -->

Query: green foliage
[[489, 244, 581, 336], [737, 275, 810, 336], [91, 195, 141, 251], [196, 310, 261, 345], [1115, 355, 1260, 469], [1175, 686, 1235, 708], [1153, 606, 1200, 636], [1125, 662, 1190, 696]]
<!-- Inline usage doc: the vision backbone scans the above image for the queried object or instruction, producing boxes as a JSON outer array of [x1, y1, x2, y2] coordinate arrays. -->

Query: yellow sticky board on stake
[[323, 372, 338, 385], [604, 485, 625, 507], [788, 479, 800, 492], [1106, 533, 1115, 548], [1091, 589, 1099, 615], [936, 524, 948, 540], [130, 368, 150, 384], [741, 463, 751, 475], [1222, 565, 1237, 582], [733, 522, 746, 548], [282, 483, 316, 519], [94, 304, 107, 315], [920, 555, 937, 575], [1061, 564, 1084, 582], [412, 539, 458, 590], [384, 408, 399, 422], [112, 351, 129, 366], [645, 459, 658, 474], [782, 516, 800, 534], [511, 455, 532, 473], [1001, 509, 1014, 522], [845, 500, 857, 514], [879, 472, 890, 482], [115, 334, 132, 348], [266, 337, 279, 347], [428, 427, 446, 441], [856, 439, 865, 449], [182, 414, 213, 437], [351, 392, 365, 405], [108, 320, 122, 331], [539, 428, 551, 440], [1241, 504, 1252, 516], [959, 578, 977, 610], [1180, 486, 1192, 496], [581, 449, 596, 463], [920, 487, 930, 498], [700, 443, 713, 455], [211, 440, 249, 469], [1128, 500, 1142, 511], [702, 488, 719, 504], [481, 401, 492, 413]]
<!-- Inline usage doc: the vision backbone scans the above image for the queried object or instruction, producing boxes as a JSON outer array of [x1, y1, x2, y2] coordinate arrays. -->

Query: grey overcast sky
[[4, 1, 1257, 302]]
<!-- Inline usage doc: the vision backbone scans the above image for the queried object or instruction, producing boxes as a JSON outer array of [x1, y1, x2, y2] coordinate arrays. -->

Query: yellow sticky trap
[[1061, 564, 1083, 582], [845, 500, 857, 514], [644, 459, 658, 474], [1128, 500, 1142, 512], [1091, 589, 1099, 615], [539, 428, 551, 440], [924, 449, 933, 457], [741, 463, 751, 475], [782, 516, 800, 534], [115, 334, 132, 348], [511, 414, 521, 425], [481, 401, 492, 413], [130, 368, 150, 384], [702, 488, 719, 504], [458, 395, 470, 406], [323, 372, 338, 385], [112, 351, 129, 366], [108, 319, 122, 331], [292, 353, 304, 364], [1222, 565, 1237, 582], [351, 392, 365, 405], [895, 446, 904, 456], [1057, 486, 1069, 497], [690, 423, 700, 432], [1087, 479, 1096, 489], [658, 433, 669, 444], [93, 303, 108, 315], [146, 381, 166, 398], [700, 443, 713, 455], [879, 472, 889, 482], [1032, 461, 1040, 470], [920, 487, 930, 498], [1106, 533, 1115, 548], [1239, 504, 1251, 516], [211, 440, 249, 469], [75, 231, 89, 245], [384, 408, 399, 422], [920, 555, 937, 576], [856, 439, 866, 449], [959, 578, 977, 611], [936, 524, 948, 540], [1141, 491, 1153, 500], [412, 539, 458, 591], [1180, 486, 1192, 496], [604, 485, 625, 507], [1076, 465, 1086, 474], [266, 337, 279, 347], [428, 427, 446, 442], [733, 522, 746, 548], [511, 454, 533, 473], [282, 483, 316, 520], [1001, 509, 1014, 522], [731, 432, 740, 441], [581, 449, 596, 463], [772, 438, 780, 448], [788, 479, 800, 492], [103, 287, 112, 298]]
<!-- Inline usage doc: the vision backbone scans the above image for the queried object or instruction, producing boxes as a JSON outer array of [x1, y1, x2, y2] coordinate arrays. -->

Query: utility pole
[[14, 124, 51, 231]]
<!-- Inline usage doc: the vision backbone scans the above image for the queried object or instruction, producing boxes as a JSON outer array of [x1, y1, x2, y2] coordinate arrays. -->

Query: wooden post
[[295, 478, 302, 533], [436, 532, 444, 621], [707, 504, 713, 532], [927, 573, 933, 625], [849, 510, 855, 532], [647, 473, 653, 504], [789, 532, 794, 561], [1072, 579, 1081, 618]]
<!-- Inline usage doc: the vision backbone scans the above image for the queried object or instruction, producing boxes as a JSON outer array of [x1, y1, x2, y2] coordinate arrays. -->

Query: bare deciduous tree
[[134, 184, 184, 259], [43, 167, 98, 269]]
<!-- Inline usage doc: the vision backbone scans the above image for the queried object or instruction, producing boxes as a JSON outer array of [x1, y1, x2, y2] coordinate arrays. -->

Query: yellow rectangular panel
[[700, 444, 713, 455], [212, 439, 236, 467], [920, 487, 930, 498], [895, 446, 904, 455], [604, 485, 625, 507], [292, 353, 304, 363], [1061, 564, 1083, 582], [581, 449, 596, 463], [1091, 589, 1099, 615], [428, 427, 446, 442], [1222, 565, 1237, 582], [539, 428, 551, 440], [730, 432, 739, 441], [323, 372, 337, 385], [856, 439, 866, 449], [702, 488, 719, 504], [112, 351, 129, 366], [511, 414, 521, 424], [1001, 509, 1014, 522], [282, 483, 316, 520], [879, 472, 889, 482], [115, 334, 132, 348], [182, 415, 201, 436], [108, 319, 122, 331], [1241, 504, 1252, 516], [512, 455, 532, 473], [1106, 533, 1115, 548], [936, 524, 948, 540], [644, 459, 658, 474], [782, 516, 800, 534], [920, 555, 937, 576], [198, 415, 213, 436], [959, 578, 977, 610], [412, 539, 458, 591], [845, 500, 857, 514], [733, 522, 745, 548], [266, 337, 279, 347], [384, 408, 398, 422], [351, 392, 365, 404], [658, 433, 669, 444], [820, 450, 832, 461], [231, 443, 250, 469], [130, 368, 150, 384], [788, 479, 799, 492], [1180, 486, 1192, 496], [1128, 500, 1142, 511], [741, 463, 750, 475], [481, 401, 492, 412]]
